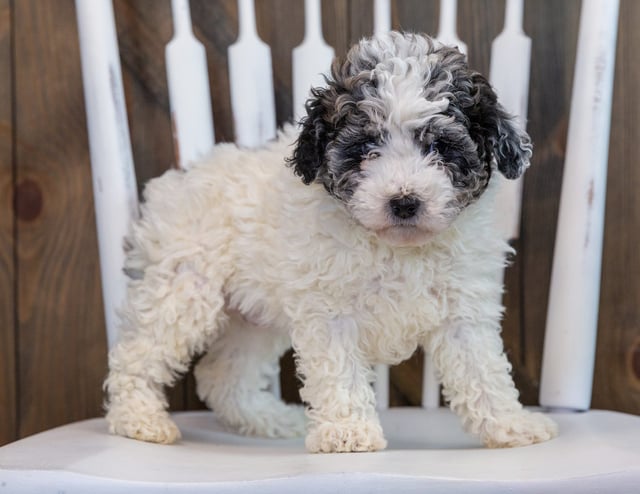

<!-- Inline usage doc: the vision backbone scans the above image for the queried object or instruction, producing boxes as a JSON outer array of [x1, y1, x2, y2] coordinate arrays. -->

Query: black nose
[[389, 195, 421, 219]]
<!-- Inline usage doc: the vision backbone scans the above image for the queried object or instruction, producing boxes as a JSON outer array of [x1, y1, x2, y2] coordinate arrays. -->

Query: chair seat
[[1, 408, 639, 493]]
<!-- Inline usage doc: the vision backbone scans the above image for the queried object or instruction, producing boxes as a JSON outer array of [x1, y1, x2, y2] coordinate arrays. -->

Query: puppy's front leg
[[292, 315, 387, 453], [426, 319, 558, 448]]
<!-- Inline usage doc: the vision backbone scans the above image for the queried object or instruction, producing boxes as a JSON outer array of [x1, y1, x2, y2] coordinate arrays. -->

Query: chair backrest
[[75, 0, 619, 412]]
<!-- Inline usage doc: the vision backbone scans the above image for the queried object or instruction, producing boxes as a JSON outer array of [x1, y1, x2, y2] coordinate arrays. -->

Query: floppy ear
[[465, 73, 532, 179], [288, 87, 335, 185]]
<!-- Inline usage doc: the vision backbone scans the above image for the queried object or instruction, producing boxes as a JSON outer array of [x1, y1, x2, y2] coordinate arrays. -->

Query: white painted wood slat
[[75, 0, 139, 349], [292, 0, 335, 122], [540, 0, 620, 411], [490, 0, 532, 241], [228, 0, 276, 148], [166, 0, 215, 169]]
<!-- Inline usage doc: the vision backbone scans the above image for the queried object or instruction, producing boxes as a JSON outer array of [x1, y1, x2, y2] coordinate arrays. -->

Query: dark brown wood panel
[[14, 0, 107, 438], [594, 0, 640, 413], [256, 0, 304, 125], [191, 0, 238, 143], [0, 0, 16, 446], [322, 0, 350, 56], [114, 0, 174, 189], [113, 0, 187, 410], [347, 0, 374, 44], [393, 0, 438, 36], [458, 0, 503, 75]]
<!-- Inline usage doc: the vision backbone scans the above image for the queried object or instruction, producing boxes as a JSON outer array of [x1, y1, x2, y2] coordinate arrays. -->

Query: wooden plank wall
[[596, 0, 640, 412], [0, 0, 16, 446], [0, 0, 638, 445], [12, 0, 107, 439]]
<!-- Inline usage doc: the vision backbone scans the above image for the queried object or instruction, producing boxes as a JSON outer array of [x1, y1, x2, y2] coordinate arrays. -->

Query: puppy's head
[[288, 32, 531, 247]]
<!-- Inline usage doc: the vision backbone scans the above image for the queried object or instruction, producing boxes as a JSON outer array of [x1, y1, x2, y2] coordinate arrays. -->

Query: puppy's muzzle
[[389, 195, 421, 220]]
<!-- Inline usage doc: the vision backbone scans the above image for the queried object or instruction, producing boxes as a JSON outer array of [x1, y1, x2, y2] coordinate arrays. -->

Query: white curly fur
[[105, 125, 556, 452], [105, 32, 556, 453]]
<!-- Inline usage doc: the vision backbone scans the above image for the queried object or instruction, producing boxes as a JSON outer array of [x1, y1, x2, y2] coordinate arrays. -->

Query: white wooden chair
[[2, 0, 640, 492]]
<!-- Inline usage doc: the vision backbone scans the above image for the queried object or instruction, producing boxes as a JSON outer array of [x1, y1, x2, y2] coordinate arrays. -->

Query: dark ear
[[288, 87, 334, 185], [465, 73, 532, 179]]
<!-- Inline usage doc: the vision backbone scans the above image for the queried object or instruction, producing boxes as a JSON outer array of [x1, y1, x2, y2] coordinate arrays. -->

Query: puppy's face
[[289, 32, 531, 247]]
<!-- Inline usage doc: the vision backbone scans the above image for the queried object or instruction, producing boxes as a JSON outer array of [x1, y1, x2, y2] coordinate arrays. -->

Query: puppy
[[105, 31, 557, 453]]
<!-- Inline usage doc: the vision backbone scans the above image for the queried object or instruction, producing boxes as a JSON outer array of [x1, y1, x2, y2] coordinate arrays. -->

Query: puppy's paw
[[481, 410, 558, 448], [305, 419, 387, 453], [107, 407, 181, 444]]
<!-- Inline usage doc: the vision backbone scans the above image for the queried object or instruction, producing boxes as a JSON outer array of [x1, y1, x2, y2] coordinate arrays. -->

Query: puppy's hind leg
[[195, 311, 306, 439], [105, 259, 226, 444]]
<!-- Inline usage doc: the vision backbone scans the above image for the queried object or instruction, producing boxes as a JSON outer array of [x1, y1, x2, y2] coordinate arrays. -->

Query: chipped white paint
[[228, 0, 276, 148], [540, 0, 620, 411], [490, 0, 531, 240], [166, 0, 215, 169], [75, 0, 139, 349]]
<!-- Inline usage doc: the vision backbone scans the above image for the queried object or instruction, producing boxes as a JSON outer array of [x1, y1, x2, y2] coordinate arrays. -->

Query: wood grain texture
[[114, 0, 174, 189], [321, 0, 350, 56], [191, 0, 238, 143], [14, 0, 107, 437], [256, 0, 304, 125], [0, 0, 17, 446], [112, 0, 186, 410], [593, 0, 640, 413], [393, 0, 437, 36], [347, 0, 374, 43], [458, 0, 503, 75]]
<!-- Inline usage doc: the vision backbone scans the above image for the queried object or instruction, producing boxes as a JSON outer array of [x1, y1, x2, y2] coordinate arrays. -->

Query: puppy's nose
[[389, 195, 421, 219]]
